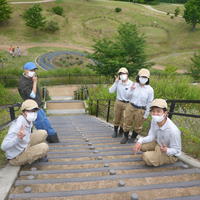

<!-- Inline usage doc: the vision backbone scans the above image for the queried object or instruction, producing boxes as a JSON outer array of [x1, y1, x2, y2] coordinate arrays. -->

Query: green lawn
[[150, 51, 195, 71], [0, 129, 8, 168], [0, 46, 90, 72]]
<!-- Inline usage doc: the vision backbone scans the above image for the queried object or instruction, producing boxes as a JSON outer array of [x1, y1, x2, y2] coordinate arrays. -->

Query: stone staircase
[[8, 115, 200, 200]]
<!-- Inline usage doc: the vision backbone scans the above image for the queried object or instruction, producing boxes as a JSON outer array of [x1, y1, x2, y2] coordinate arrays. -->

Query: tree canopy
[[88, 23, 150, 77], [23, 4, 46, 29], [183, 0, 200, 31], [0, 0, 12, 24]]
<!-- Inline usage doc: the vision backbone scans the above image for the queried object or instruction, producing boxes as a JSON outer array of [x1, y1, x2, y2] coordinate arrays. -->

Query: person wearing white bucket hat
[[109, 67, 133, 138], [1, 99, 49, 166], [120, 68, 154, 144], [133, 99, 182, 166]]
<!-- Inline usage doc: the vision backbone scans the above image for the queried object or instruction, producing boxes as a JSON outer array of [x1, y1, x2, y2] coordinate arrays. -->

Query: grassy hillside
[[152, 3, 185, 15], [0, 0, 200, 71]]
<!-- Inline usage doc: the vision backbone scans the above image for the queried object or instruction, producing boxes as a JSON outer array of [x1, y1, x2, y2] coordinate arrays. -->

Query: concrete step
[[47, 109, 85, 115], [47, 100, 85, 115], [47, 101, 85, 110], [46, 85, 81, 98]]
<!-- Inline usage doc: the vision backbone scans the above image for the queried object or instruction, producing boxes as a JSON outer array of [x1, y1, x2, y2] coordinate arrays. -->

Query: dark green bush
[[52, 6, 64, 16], [115, 7, 122, 13]]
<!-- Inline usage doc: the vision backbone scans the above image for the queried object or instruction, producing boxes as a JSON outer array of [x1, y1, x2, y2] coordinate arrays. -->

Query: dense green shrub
[[52, 6, 64, 16], [0, 84, 21, 105], [151, 75, 200, 100], [43, 20, 59, 33], [190, 52, 200, 81], [115, 7, 122, 13], [0, 0, 12, 24], [0, 129, 7, 167], [174, 7, 180, 17], [23, 4, 46, 30]]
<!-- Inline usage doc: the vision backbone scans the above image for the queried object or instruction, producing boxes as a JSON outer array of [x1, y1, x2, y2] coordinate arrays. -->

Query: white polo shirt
[[109, 79, 133, 102], [138, 118, 182, 156], [127, 82, 154, 118], [1, 115, 32, 159]]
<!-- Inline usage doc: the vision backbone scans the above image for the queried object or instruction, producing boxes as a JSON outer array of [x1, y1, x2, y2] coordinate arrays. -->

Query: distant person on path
[[133, 99, 182, 167], [109, 67, 133, 138], [121, 68, 154, 144], [15, 46, 21, 57], [8, 45, 13, 56], [12, 47, 15, 57], [1, 100, 49, 166], [18, 62, 59, 143]]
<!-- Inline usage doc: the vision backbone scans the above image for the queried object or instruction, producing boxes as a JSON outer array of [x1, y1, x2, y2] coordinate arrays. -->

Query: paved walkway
[[10, 0, 55, 4], [7, 114, 200, 200]]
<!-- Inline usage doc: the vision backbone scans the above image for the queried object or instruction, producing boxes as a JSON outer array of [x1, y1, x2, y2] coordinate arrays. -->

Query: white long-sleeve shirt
[[127, 82, 154, 118], [138, 118, 182, 156], [1, 115, 32, 159], [109, 79, 133, 102]]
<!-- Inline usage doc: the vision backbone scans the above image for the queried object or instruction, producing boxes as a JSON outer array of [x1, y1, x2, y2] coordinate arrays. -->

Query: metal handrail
[[0, 103, 21, 131], [89, 99, 200, 122]]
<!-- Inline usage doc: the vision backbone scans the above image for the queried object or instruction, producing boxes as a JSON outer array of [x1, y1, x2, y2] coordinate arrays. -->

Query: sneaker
[[120, 137, 129, 144], [46, 134, 59, 143]]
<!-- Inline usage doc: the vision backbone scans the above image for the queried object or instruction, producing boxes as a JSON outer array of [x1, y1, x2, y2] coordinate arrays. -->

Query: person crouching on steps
[[109, 67, 133, 138], [1, 99, 49, 166], [121, 68, 154, 144], [133, 99, 181, 167]]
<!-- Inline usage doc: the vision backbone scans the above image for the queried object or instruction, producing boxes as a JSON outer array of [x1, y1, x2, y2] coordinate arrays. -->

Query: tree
[[88, 23, 150, 77], [183, 0, 200, 31], [23, 4, 46, 29], [0, 0, 12, 24], [174, 7, 180, 17], [191, 52, 200, 80]]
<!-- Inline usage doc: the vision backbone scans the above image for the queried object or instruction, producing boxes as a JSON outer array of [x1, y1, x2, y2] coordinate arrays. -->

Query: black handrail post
[[81, 87, 83, 100], [90, 100, 93, 115], [68, 74, 71, 84], [169, 102, 176, 119], [96, 100, 99, 117], [106, 100, 111, 122], [9, 106, 15, 121], [42, 87, 46, 101]]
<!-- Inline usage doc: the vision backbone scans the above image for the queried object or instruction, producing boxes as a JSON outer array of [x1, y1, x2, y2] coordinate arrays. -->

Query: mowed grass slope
[[0, 0, 199, 58], [152, 3, 185, 15]]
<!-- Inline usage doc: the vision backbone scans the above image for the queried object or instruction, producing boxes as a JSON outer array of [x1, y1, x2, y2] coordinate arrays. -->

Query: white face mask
[[120, 74, 128, 81], [26, 112, 37, 122], [28, 71, 35, 78], [152, 114, 165, 123], [139, 77, 148, 85]]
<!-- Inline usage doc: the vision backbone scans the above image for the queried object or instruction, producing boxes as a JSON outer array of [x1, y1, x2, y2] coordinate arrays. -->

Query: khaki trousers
[[123, 103, 145, 133], [113, 100, 127, 127], [141, 141, 178, 166], [9, 130, 49, 166]]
